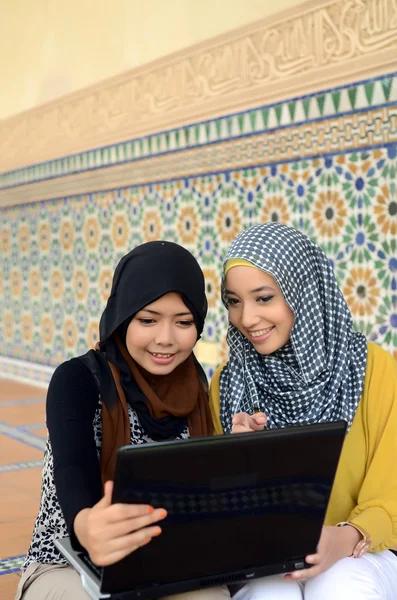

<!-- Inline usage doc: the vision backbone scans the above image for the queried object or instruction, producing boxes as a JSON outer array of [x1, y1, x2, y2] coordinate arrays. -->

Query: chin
[[146, 362, 177, 375], [252, 342, 278, 356]]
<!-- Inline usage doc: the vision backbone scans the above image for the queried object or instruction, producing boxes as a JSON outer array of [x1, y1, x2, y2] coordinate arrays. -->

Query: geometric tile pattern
[[19, 423, 46, 430], [1, 72, 396, 190], [0, 423, 47, 451], [0, 75, 396, 379], [0, 381, 45, 582], [0, 460, 43, 473], [0, 555, 25, 576], [0, 399, 45, 408], [1, 148, 396, 376], [0, 358, 54, 388]]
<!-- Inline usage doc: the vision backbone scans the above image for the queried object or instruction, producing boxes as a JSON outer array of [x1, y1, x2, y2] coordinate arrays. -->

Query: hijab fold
[[219, 223, 367, 434]]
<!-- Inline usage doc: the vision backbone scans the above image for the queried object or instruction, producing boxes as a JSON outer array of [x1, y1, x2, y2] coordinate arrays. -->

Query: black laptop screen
[[106, 423, 345, 593]]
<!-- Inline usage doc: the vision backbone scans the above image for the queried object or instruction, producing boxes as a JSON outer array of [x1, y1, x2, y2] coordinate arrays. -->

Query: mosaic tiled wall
[[1, 73, 397, 384]]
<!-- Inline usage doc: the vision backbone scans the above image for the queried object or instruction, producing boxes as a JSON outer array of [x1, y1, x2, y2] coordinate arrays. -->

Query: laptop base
[[57, 536, 309, 599]]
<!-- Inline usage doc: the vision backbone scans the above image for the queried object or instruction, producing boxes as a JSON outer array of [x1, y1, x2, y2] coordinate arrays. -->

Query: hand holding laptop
[[73, 480, 167, 567], [285, 524, 362, 581], [231, 411, 267, 433]]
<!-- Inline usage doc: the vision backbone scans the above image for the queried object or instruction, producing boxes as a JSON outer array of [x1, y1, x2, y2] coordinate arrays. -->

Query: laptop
[[55, 421, 346, 599]]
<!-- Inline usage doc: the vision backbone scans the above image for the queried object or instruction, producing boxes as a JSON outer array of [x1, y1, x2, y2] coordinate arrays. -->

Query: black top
[[47, 353, 208, 530], [23, 357, 191, 570], [46, 358, 103, 536]]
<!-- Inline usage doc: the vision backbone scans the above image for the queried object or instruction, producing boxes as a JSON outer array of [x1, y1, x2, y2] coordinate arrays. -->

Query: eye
[[225, 297, 239, 307], [177, 320, 195, 327], [257, 296, 274, 303], [138, 318, 156, 325]]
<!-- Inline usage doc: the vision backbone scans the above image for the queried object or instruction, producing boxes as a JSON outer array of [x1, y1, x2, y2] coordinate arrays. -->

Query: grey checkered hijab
[[219, 223, 367, 434]]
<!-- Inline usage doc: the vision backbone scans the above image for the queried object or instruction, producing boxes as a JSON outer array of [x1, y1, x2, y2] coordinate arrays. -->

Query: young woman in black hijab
[[16, 241, 229, 600]]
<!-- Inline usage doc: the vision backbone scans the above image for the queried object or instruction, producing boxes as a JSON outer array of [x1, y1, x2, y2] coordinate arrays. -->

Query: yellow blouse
[[209, 342, 397, 552]]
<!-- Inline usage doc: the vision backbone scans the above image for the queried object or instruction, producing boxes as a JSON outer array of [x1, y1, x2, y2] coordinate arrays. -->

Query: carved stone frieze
[[1, 0, 396, 172]]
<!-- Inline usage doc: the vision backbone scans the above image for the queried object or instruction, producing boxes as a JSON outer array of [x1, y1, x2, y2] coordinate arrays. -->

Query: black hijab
[[98, 240, 208, 440]]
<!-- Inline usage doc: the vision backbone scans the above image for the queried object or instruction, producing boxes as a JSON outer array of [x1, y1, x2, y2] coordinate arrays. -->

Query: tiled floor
[[0, 379, 47, 600]]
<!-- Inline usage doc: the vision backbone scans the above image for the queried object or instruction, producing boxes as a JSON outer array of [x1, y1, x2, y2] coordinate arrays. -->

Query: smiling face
[[125, 292, 198, 374], [224, 266, 295, 355]]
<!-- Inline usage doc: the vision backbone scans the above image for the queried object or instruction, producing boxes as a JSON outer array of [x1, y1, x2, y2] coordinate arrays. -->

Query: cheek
[[228, 312, 238, 327], [282, 307, 295, 331], [180, 328, 198, 351], [125, 338, 138, 358], [227, 307, 239, 325], [125, 325, 146, 353]]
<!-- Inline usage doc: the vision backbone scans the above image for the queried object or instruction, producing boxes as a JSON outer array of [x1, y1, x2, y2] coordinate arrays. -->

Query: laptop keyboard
[[78, 552, 102, 579]]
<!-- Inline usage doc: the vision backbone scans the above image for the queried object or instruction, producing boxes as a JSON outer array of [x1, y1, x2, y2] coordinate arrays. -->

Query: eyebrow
[[224, 286, 276, 295], [139, 309, 193, 317]]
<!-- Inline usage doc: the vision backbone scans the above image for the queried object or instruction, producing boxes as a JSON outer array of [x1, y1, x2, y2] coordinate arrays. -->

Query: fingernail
[[143, 537, 152, 545], [153, 527, 162, 536], [158, 509, 167, 518], [148, 506, 154, 514]]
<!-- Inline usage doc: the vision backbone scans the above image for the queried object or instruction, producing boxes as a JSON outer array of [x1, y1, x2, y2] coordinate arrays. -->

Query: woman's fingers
[[251, 412, 267, 427], [284, 553, 321, 580], [232, 413, 250, 427], [94, 480, 114, 510], [90, 525, 163, 566], [231, 413, 251, 434], [92, 482, 161, 524], [120, 508, 167, 534], [232, 412, 267, 433], [305, 553, 320, 565], [83, 483, 169, 566], [106, 503, 166, 524], [232, 423, 252, 433], [107, 524, 162, 553], [94, 508, 167, 539], [93, 542, 146, 567], [284, 564, 319, 580]]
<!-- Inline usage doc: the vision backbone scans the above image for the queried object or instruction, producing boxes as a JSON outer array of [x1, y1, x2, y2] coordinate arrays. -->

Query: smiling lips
[[247, 326, 274, 342], [149, 351, 176, 365]]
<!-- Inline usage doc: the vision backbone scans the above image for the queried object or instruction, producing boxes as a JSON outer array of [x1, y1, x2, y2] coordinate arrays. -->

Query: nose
[[240, 302, 261, 330], [154, 322, 174, 346]]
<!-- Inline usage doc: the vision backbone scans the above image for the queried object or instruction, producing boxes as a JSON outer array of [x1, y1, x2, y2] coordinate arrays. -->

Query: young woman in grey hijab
[[210, 222, 397, 600]]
